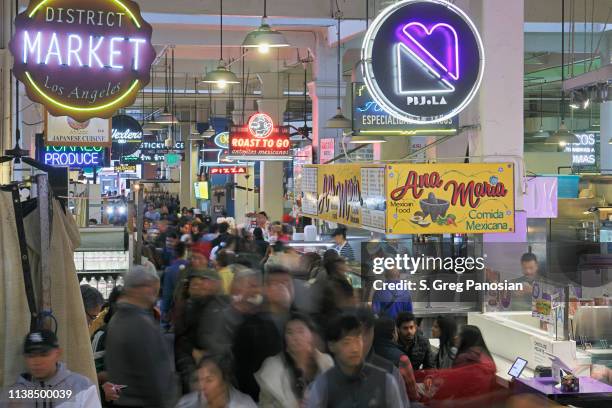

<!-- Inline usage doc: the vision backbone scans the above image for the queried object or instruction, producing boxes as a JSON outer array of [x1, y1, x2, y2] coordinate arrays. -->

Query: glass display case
[[75, 226, 130, 299]]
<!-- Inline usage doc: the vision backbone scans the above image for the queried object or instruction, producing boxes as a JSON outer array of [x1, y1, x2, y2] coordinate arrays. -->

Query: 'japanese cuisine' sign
[[9, 0, 156, 121]]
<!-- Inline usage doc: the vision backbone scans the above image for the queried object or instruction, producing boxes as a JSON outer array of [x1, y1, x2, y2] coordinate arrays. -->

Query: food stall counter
[[512, 376, 612, 406]]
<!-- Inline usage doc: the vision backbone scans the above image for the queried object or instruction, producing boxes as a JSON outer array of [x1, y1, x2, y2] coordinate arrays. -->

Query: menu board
[[301, 167, 318, 216], [361, 167, 386, 231]]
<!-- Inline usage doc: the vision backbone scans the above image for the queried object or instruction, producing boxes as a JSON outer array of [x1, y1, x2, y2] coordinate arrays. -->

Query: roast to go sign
[[362, 0, 484, 124], [229, 113, 292, 160], [9, 0, 155, 121]]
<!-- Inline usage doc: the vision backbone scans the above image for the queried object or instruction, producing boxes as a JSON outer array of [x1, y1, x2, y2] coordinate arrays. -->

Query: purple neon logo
[[400, 22, 459, 80]]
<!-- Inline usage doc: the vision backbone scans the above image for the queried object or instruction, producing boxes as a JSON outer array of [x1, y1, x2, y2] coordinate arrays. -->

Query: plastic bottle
[[88, 276, 98, 290], [116, 275, 125, 288], [80, 277, 88, 286], [98, 277, 107, 299], [107, 276, 115, 296]]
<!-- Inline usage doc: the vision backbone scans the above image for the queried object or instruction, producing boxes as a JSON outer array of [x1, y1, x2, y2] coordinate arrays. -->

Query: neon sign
[[111, 114, 143, 160], [41, 145, 104, 168], [228, 113, 292, 160], [209, 166, 248, 175], [352, 83, 457, 135], [362, 0, 484, 124], [9, 0, 155, 121]]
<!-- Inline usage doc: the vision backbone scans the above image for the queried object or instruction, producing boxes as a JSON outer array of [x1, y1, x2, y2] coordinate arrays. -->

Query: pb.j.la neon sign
[[9, 0, 155, 121], [362, 0, 484, 124]]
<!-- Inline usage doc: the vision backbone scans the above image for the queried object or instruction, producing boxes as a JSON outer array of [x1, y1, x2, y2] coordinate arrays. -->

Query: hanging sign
[[352, 83, 458, 135], [228, 113, 292, 160], [303, 164, 387, 232], [111, 115, 143, 160], [9, 0, 156, 121], [45, 111, 111, 146], [362, 0, 484, 124], [114, 164, 136, 173], [39, 145, 105, 168], [386, 163, 514, 234], [320, 138, 335, 164], [565, 132, 599, 173], [209, 166, 248, 175]]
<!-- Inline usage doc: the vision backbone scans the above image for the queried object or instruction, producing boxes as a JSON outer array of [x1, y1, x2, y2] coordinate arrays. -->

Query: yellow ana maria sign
[[302, 162, 515, 234]]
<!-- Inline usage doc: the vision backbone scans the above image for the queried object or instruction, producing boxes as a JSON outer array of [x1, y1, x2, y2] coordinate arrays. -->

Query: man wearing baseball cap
[[2, 329, 100, 407]]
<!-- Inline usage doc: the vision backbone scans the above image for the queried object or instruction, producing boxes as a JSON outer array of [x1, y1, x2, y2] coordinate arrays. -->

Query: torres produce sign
[[228, 113, 291, 160], [362, 0, 484, 124], [9, 0, 156, 121], [39, 145, 105, 168], [387, 163, 514, 234]]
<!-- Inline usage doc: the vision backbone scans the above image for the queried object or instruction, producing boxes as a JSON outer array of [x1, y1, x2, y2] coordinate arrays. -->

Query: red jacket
[[417, 347, 498, 404]]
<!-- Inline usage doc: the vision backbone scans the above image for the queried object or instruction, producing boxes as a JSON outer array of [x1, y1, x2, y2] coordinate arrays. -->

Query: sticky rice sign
[[9, 0, 155, 121], [386, 163, 514, 234]]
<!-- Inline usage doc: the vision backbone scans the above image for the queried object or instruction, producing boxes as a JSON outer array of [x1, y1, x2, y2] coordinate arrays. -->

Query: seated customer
[[431, 316, 457, 369], [4, 330, 100, 408], [396, 312, 434, 370], [418, 325, 497, 403]]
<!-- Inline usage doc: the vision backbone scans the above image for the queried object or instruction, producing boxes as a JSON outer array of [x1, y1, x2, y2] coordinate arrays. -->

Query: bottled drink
[[88, 276, 98, 290], [106, 276, 115, 297], [116, 275, 125, 288], [80, 277, 88, 286], [98, 277, 107, 299]]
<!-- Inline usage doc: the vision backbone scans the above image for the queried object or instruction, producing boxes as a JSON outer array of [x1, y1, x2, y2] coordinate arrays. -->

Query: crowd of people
[[5, 199, 513, 408]]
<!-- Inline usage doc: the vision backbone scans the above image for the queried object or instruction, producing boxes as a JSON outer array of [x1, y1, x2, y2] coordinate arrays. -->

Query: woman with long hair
[[431, 316, 458, 369], [453, 325, 494, 368], [255, 313, 333, 407], [176, 355, 256, 408]]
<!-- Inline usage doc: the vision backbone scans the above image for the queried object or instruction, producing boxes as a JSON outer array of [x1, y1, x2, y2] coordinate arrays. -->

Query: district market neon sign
[[362, 0, 484, 124], [9, 0, 156, 121]]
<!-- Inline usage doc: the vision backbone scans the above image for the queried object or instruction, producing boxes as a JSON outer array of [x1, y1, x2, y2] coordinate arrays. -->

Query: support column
[[601, 102, 612, 174], [1, 0, 12, 183], [463, 0, 525, 210], [255, 73, 287, 222], [180, 123, 196, 209]]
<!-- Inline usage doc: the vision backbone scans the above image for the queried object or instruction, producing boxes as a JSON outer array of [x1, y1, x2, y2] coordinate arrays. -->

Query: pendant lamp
[[242, 0, 289, 53], [203, 0, 239, 88], [153, 53, 178, 124], [350, 135, 386, 144], [546, 0, 577, 147], [534, 83, 549, 138], [326, 11, 351, 129]]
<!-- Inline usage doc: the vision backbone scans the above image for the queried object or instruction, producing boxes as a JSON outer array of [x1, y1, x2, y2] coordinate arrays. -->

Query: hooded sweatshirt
[[4, 362, 100, 408]]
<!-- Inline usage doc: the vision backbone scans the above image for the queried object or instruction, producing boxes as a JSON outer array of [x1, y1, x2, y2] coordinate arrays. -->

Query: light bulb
[[559, 141, 567, 148], [217, 80, 227, 89], [258, 44, 270, 54]]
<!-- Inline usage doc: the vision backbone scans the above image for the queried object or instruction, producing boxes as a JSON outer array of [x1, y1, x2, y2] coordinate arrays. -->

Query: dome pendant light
[[546, 0, 577, 147], [202, 0, 239, 88], [242, 0, 289, 53], [326, 11, 351, 129]]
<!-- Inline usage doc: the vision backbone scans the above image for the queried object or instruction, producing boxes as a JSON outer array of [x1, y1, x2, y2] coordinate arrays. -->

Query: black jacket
[[398, 331, 434, 370], [106, 302, 177, 408], [373, 338, 407, 367]]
